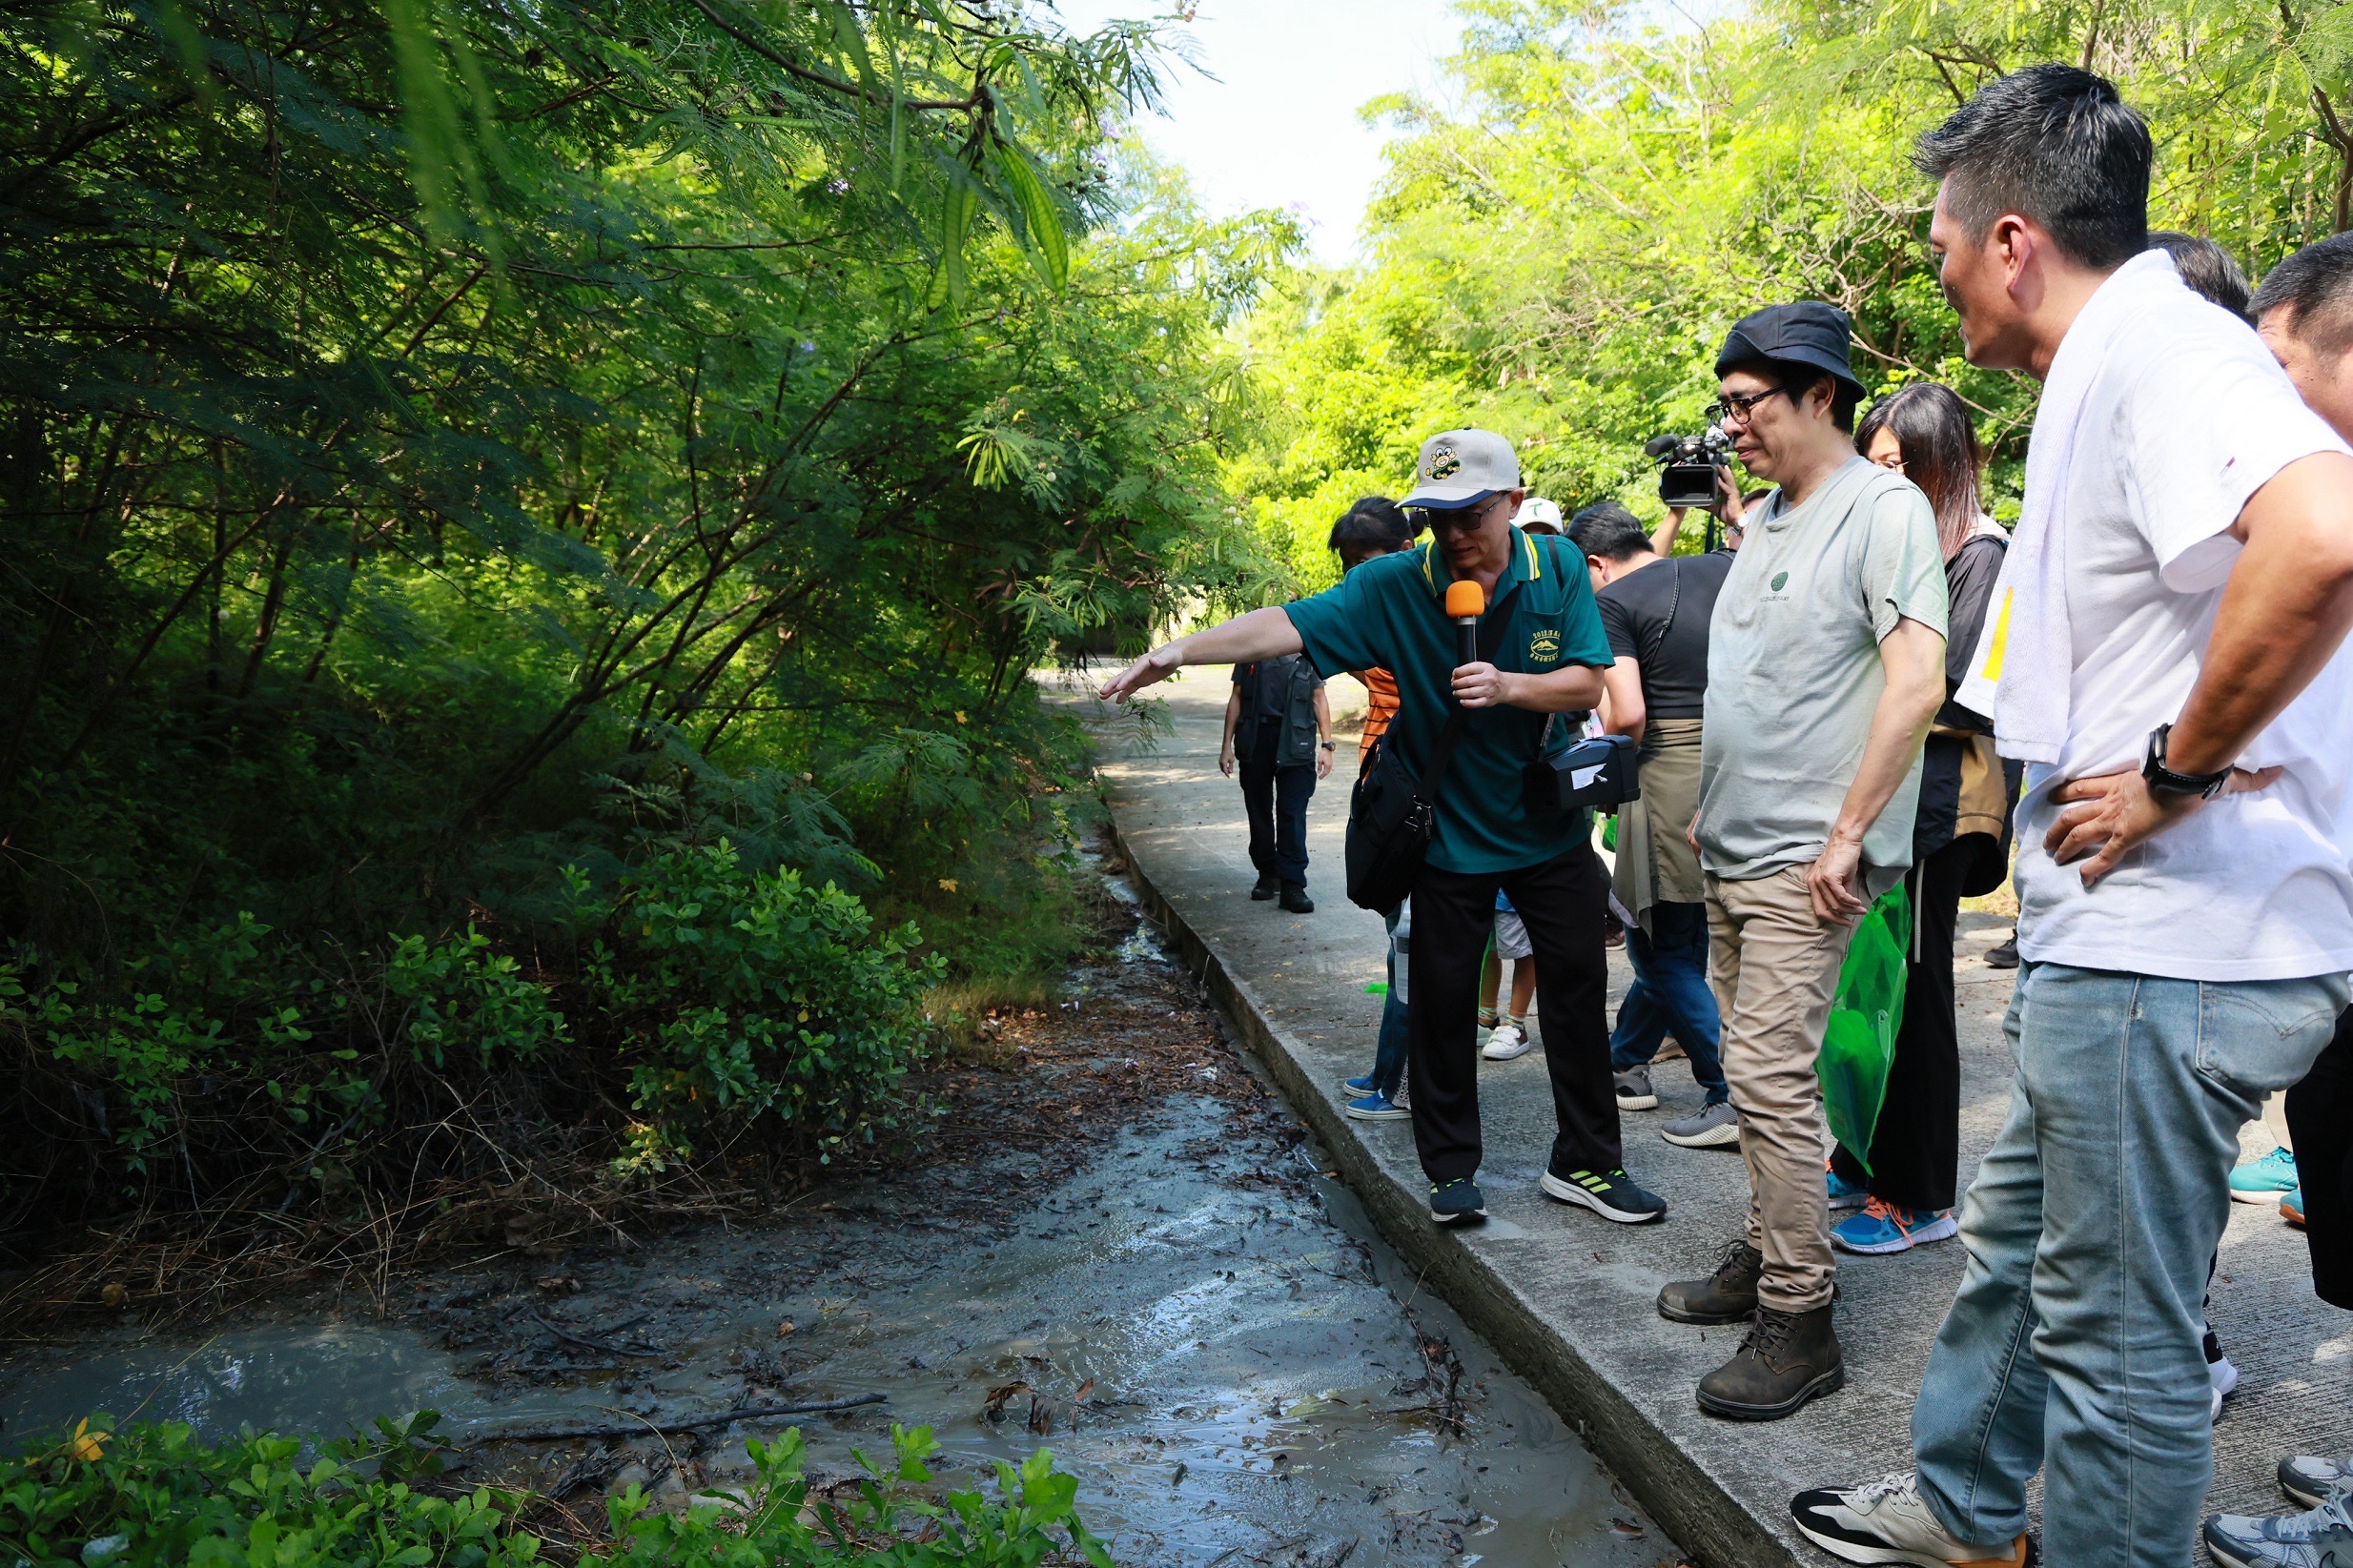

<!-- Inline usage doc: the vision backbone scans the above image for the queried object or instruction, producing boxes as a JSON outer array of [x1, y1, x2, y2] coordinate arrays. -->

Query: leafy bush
[[608, 1424, 1111, 1568], [0, 1417, 1109, 1568], [582, 842, 946, 1166], [0, 1415, 538, 1568]]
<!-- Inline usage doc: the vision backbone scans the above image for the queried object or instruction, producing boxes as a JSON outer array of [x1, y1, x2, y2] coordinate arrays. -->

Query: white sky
[[1047, 1, 1467, 266]]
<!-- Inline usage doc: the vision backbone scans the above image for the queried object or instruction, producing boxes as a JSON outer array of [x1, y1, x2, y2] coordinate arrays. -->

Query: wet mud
[[4, 875, 1683, 1566]]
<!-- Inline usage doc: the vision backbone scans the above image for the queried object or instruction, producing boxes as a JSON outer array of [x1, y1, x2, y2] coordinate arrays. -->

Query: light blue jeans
[[1913, 961, 2346, 1567]]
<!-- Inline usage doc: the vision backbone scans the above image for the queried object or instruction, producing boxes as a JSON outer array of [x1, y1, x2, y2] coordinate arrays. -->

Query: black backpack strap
[[1413, 579, 1524, 804]]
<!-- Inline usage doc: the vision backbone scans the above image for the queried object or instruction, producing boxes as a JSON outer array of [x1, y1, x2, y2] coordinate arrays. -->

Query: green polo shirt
[[1285, 526, 1614, 874]]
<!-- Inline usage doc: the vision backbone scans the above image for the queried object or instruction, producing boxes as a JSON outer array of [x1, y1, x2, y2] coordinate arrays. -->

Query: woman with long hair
[[1827, 384, 2018, 1255]]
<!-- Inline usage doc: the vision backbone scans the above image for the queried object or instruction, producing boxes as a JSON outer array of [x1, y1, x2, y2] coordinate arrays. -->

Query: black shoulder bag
[[1343, 580, 1524, 913]]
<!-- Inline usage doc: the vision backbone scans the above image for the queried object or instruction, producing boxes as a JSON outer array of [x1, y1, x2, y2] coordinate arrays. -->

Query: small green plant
[[605, 1423, 1112, 1568], [583, 841, 945, 1164], [383, 929, 570, 1070], [0, 1413, 539, 1567], [0, 1417, 1110, 1568]]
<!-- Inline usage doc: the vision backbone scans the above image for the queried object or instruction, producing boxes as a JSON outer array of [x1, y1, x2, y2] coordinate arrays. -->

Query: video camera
[[1645, 427, 1736, 509]]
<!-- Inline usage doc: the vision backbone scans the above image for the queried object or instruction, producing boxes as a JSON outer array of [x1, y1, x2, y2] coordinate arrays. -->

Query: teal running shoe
[[2230, 1147, 2298, 1204], [1826, 1162, 1869, 1212], [2282, 1187, 2305, 1227]]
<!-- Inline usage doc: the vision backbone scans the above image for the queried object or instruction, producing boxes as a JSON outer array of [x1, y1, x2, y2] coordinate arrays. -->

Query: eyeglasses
[[1706, 385, 1792, 428], [1404, 494, 1512, 535]]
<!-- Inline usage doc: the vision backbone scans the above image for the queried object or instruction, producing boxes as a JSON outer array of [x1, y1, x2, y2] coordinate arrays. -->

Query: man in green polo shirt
[[1099, 429, 1669, 1229]]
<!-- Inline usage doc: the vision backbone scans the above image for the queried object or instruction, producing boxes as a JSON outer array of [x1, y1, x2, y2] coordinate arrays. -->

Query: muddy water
[[2, 919, 1679, 1566]]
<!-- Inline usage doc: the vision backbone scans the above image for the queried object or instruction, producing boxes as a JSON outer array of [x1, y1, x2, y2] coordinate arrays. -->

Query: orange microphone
[[1444, 580, 1485, 669]]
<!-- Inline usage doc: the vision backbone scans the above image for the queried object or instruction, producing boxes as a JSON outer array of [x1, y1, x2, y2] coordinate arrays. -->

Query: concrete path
[[1070, 664, 2353, 1568]]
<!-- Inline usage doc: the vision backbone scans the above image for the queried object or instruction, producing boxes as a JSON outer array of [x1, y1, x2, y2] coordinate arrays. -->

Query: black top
[[1232, 655, 1322, 766], [1914, 531, 2016, 870], [1594, 553, 1734, 720]]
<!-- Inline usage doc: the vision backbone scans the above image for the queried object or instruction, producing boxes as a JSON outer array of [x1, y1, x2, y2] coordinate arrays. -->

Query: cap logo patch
[[1426, 443, 1462, 480]]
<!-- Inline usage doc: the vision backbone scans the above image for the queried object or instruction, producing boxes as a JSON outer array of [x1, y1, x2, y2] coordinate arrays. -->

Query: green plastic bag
[[1600, 813, 1618, 852], [1817, 882, 1913, 1174]]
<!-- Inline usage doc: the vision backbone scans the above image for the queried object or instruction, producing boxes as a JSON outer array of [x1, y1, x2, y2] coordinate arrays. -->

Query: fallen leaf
[[775, 1319, 796, 1337]]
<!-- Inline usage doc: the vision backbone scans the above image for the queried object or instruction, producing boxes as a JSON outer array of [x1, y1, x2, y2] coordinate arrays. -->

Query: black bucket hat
[[1715, 302, 1866, 397]]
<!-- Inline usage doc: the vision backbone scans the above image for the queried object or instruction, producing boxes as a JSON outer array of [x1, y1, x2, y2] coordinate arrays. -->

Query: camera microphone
[[1444, 580, 1485, 670], [1643, 434, 1681, 458]]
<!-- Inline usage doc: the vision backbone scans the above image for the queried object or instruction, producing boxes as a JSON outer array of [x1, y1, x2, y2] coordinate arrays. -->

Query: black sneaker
[[1251, 874, 1279, 901], [1986, 931, 2018, 969], [1540, 1166, 1668, 1223], [1428, 1178, 1487, 1225], [1279, 884, 1315, 913]]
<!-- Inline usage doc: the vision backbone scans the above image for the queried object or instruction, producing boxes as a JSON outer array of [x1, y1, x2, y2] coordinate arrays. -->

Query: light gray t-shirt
[[1696, 457, 1949, 890]]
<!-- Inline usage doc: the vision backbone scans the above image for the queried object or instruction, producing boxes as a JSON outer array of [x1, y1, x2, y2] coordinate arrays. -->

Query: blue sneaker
[[1345, 1091, 1410, 1122], [1831, 1197, 1959, 1255], [2231, 1147, 2298, 1204], [2283, 1187, 2306, 1227], [1343, 1074, 1378, 1094], [1825, 1163, 1869, 1212]]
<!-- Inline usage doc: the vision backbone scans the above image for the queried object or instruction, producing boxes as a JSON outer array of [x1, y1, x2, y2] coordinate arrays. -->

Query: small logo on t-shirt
[[1529, 629, 1560, 661], [1770, 571, 1789, 591]]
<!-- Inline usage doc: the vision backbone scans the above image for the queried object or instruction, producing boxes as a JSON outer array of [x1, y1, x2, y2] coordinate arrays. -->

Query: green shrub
[[582, 842, 945, 1166], [607, 1424, 1111, 1568], [0, 1414, 539, 1568], [0, 1417, 1109, 1568], [383, 931, 570, 1071]]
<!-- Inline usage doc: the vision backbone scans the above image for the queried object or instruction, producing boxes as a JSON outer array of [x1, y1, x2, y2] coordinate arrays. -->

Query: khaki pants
[[1705, 867, 1856, 1312]]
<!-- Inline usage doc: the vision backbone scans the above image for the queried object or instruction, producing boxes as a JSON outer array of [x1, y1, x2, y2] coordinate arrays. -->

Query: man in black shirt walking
[[1221, 652, 1333, 913], [1567, 503, 1738, 1149]]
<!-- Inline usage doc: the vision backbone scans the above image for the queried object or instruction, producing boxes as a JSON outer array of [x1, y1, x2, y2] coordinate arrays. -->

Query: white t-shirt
[[2013, 290, 2353, 981]]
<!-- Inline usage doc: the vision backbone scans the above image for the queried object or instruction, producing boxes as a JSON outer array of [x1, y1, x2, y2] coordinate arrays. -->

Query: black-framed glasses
[[1707, 385, 1791, 427], [1403, 493, 1512, 535]]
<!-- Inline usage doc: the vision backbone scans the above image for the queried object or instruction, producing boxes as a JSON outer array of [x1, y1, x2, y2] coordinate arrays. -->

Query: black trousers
[[2287, 1008, 2353, 1310], [1238, 748, 1314, 888], [1405, 843, 1619, 1184], [1831, 832, 1970, 1212]]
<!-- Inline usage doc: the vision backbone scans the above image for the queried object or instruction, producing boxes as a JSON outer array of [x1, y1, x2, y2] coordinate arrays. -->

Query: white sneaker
[[1790, 1474, 2032, 1566], [1482, 1022, 1533, 1060]]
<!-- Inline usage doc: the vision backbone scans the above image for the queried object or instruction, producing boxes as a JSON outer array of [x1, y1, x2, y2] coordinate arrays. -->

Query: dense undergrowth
[[0, 0, 1281, 1297], [1, 1417, 1108, 1568]]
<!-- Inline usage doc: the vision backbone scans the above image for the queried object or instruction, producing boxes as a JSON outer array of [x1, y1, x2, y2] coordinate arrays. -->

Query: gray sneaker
[[2281, 1456, 2353, 1509], [2203, 1486, 2353, 1568], [1661, 1099, 1739, 1149], [1614, 1065, 1657, 1110]]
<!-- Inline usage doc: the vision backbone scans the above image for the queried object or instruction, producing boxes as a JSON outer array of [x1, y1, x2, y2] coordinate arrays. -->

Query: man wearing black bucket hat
[[1653, 302, 1952, 1421]]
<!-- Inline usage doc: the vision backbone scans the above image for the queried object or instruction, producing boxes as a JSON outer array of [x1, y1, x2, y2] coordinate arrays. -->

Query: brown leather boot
[[1696, 1301, 1843, 1420], [1656, 1238, 1762, 1325]]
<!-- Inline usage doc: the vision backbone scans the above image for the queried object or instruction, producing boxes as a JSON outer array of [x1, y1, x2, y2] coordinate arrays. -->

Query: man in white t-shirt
[[1792, 67, 2353, 1568]]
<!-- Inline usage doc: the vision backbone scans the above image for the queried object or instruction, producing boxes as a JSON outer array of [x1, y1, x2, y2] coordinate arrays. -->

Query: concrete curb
[[1105, 818, 1801, 1568]]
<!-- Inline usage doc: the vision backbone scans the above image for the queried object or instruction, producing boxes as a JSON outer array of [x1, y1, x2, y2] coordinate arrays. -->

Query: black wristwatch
[[1319, 741, 1337, 751], [2143, 723, 2231, 801]]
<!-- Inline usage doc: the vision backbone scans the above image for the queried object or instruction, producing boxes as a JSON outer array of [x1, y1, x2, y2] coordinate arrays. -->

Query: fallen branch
[[472, 1393, 887, 1444]]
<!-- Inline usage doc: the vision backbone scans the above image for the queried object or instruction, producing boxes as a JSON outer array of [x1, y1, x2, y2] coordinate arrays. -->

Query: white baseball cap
[[1512, 497, 1563, 534], [1402, 428, 1520, 510]]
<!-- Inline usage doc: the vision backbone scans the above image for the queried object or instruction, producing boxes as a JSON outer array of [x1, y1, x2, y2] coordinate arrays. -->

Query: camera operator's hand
[[1803, 831, 1871, 926], [1452, 661, 1511, 708], [1715, 464, 1746, 523]]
